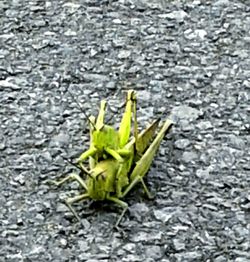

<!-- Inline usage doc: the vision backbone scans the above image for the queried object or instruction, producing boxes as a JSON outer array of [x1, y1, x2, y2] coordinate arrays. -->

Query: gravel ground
[[1, 0, 250, 261]]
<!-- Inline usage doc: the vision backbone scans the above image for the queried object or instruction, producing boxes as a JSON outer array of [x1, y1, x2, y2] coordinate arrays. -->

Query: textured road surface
[[0, 1, 250, 261]]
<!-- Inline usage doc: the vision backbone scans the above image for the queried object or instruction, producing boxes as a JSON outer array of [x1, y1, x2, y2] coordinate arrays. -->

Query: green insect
[[77, 90, 137, 170], [51, 90, 172, 227]]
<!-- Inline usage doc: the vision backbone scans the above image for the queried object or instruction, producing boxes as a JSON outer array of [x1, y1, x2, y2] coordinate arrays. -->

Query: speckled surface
[[0, 1, 249, 261]]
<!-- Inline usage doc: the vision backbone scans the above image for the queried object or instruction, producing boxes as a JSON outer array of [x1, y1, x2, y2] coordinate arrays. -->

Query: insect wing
[[130, 119, 173, 181], [135, 118, 160, 157]]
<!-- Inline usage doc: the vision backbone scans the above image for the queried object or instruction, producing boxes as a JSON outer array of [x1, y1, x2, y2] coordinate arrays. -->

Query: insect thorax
[[87, 160, 119, 200], [92, 125, 120, 150]]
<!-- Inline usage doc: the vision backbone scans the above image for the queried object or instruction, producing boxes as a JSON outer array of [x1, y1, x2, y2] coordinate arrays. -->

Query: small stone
[[185, 29, 207, 40], [214, 255, 227, 262], [178, 164, 186, 171], [131, 231, 163, 242], [28, 245, 45, 255], [174, 139, 191, 149], [56, 203, 69, 213], [170, 105, 202, 122], [158, 10, 187, 22], [44, 126, 54, 134], [0, 79, 21, 90], [62, 2, 80, 9], [6, 253, 23, 260], [154, 209, 173, 223], [84, 73, 109, 82], [137, 90, 151, 101], [123, 243, 136, 253], [174, 251, 202, 260], [0, 142, 6, 150], [112, 38, 126, 47], [17, 217, 23, 225], [50, 132, 70, 147], [106, 81, 116, 89], [196, 169, 210, 180], [80, 219, 91, 231], [118, 50, 131, 59], [60, 238, 67, 247], [90, 48, 98, 57], [197, 121, 213, 130], [179, 120, 195, 131], [173, 239, 185, 251], [78, 240, 89, 251], [145, 246, 162, 260], [35, 138, 47, 147], [214, 0, 230, 6], [13, 173, 25, 185], [64, 30, 77, 36], [194, 29, 207, 39], [227, 134, 245, 149], [113, 18, 122, 24], [129, 203, 149, 221], [122, 254, 141, 262], [182, 151, 198, 163], [35, 213, 45, 221], [40, 151, 52, 162], [243, 80, 250, 89], [241, 202, 250, 210], [2, 229, 19, 237], [235, 258, 249, 262], [78, 253, 91, 260], [128, 65, 140, 73]]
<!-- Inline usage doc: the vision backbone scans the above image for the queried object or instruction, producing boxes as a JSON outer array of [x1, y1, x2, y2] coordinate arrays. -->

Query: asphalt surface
[[0, 0, 250, 261]]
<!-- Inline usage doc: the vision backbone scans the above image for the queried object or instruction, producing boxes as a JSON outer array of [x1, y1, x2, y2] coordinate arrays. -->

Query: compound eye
[[127, 90, 136, 102], [97, 171, 106, 181], [89, 171, 94, 179], [99, 124, 105, 131]]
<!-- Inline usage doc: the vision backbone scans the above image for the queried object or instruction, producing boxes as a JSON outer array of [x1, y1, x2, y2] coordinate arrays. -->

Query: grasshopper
[[77, 90, 137, 171], [51, 90, 172, 227]]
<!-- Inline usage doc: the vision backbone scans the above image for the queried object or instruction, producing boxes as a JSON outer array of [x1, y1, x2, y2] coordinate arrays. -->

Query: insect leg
[[49, 173, 88, 190], [116, 148, 131, 157], [106, 195, 128, 227], [140, 178, 154, 199], [89, 115, 96, 169], [132, 90, 139, 145], [105, 147, 124, 162], [77, 147, 98, 163], [120, 175, 140, 198], [96, 100, 107, 130], [120, 172, 152, 199], [78, 162, 91, 177], [65, 193, 90, 221], [118, 90, 136, 148]]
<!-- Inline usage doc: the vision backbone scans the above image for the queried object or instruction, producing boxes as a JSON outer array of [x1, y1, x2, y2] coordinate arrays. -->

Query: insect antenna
[[106, 101, 126, 125], [96, 170, 107, 180], [61, 155, 80, 169], [61, 156, 92, 178], [67, 90, 96, 130]]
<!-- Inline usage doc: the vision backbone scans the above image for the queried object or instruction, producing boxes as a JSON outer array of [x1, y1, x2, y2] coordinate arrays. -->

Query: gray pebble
[[173, 239, 186, 251], [145, 245, 163, 260], [170, 105, 202, 122], [182, 151, 198, 163], [174, 139, 191, 149]]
